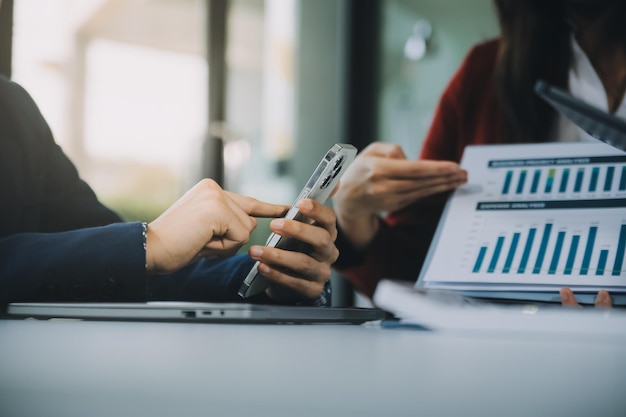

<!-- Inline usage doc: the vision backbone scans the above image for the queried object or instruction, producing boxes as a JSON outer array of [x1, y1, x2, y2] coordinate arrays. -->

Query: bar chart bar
[[487, 236, 505, 273], [516, 170, 527, 194], [620, 166, 626, 191], [530, 170, 541, 194], [564, 235, 580, 275], [574, 168, 584, 192], [548, 231, 566, 274], [589, 167, 599, 192], [611, 224, 626, 276], [580, 226, 597, 275], [532, 223, 553, 274], [559, 169, 570, 193], [472, 247, 487, 273], [517, 228, 537, 274], [502, 171, 513, 194], [596, 250, 609, 276], [544, 169, 555, 193], [604, 166, 615, 192], [502, 233, 520, 273]]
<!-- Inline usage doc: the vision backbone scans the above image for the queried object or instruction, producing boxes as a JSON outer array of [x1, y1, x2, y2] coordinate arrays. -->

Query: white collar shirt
[[552, 35, 626, 142]]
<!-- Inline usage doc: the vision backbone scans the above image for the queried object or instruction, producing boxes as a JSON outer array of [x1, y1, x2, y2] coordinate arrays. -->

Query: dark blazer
[[0, 76, 122, 237], [0, 76, 256, 307]]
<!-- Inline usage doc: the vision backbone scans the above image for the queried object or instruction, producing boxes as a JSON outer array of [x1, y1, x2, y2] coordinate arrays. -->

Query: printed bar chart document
[[418, 142, 626, 297]]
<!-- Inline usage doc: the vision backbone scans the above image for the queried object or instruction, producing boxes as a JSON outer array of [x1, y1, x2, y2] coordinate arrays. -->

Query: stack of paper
[[374, 279, 626, 335]]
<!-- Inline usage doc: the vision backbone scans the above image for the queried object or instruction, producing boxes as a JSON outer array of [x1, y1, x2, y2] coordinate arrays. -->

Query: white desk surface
[[1, 318, 625, 417]]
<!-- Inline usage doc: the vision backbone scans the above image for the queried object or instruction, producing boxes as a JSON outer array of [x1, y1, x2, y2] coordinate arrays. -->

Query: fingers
[[335, 154, 467, 216], [270, 200, 339, 261], [369, 172, 466, 199], [560, 287, 582, 307], [373, 158, 465, 180], [249, 246, 328, 300], [246, 198, 338, 301], [295, 199, 338, 242], [227, 192, 289, 218], [337, 171, 465, 215], [362, 142, 408, 159], [595, 290, 612, 308], [146, 179, 290, 274], [560, 287, 612, 308]]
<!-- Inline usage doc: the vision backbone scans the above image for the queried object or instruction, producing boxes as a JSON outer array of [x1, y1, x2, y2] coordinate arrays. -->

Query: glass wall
[[223, 0, 297, 203]]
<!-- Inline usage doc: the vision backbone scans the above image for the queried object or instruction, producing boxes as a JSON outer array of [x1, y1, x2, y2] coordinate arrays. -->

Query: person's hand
[[247, 198, 339, 303], [333, 142, 467, 248], [560, 287, 612, 308], [146, 179, 288, 274]]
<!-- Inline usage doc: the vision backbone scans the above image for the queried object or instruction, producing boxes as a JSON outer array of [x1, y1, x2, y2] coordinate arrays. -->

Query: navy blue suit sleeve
[[148, 254, 254, 302], [0, 222, 147, 308], [149, 254, 332, 306]]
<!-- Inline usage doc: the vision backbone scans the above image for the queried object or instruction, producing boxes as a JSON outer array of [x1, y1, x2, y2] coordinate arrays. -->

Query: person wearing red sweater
[[333, 0, 625, 307]]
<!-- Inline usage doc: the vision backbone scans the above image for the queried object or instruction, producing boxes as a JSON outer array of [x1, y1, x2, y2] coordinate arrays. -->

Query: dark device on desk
[[5, 143, 384, 324], [6, 302, 385, 324], [238, 143, 357, 298], [535, 80, 626, 151]]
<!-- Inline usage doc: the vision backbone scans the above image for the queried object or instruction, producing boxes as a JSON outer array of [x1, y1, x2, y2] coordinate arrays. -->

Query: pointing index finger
[[227, 193, 289, 218]]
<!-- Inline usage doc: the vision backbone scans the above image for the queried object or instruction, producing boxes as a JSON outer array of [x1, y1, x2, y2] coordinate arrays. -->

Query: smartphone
[[238, 143, 358, 298]]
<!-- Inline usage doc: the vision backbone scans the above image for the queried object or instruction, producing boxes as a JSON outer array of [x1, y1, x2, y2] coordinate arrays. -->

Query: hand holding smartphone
[[238, 143, 357, 298]]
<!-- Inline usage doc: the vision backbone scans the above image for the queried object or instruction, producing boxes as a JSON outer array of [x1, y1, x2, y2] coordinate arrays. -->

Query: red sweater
[[336, 39, 509, 298]]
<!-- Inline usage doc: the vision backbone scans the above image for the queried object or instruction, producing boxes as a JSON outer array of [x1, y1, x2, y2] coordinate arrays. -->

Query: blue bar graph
[[499, 164, 626, 196], [487, 236, 505, 273], [502, 171, 513, 194], [471, 222, 626, 277], [473, 247, 487, 273], [502, 233, 520, 273], [559, 169, 570, 193], [518, 228, 537, 274], [612, 224, 626, 276], [604, 166, 615, 192], [544, 169, 555, 193], [574, 168, 584, 192], [532, 223, 553, 274], [530, 170, 540, 194], [589, 167, 599, 192], [564, 235, 580, 275], [470, 157, 626, 278], [596, 250, 609, 276], [548, 231, 566, 274], [516, 170, 527, 194], [579, 226, 597, 275]]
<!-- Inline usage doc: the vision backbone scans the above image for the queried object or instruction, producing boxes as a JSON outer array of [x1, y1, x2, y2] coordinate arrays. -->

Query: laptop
[[5, 301, 385, 324]]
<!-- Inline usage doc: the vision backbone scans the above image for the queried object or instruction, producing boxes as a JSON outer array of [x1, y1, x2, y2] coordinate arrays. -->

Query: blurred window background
[[13, 0, 208, 221], [11, 0, 301, 224]]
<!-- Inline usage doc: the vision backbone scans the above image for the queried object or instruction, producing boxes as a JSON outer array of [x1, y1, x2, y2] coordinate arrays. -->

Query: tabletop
[[1, 318, 625, 417]]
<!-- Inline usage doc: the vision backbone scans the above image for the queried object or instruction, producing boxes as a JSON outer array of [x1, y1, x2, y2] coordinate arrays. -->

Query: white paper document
[[419, 142, 626, 294], [374, 280, 626, 335]]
